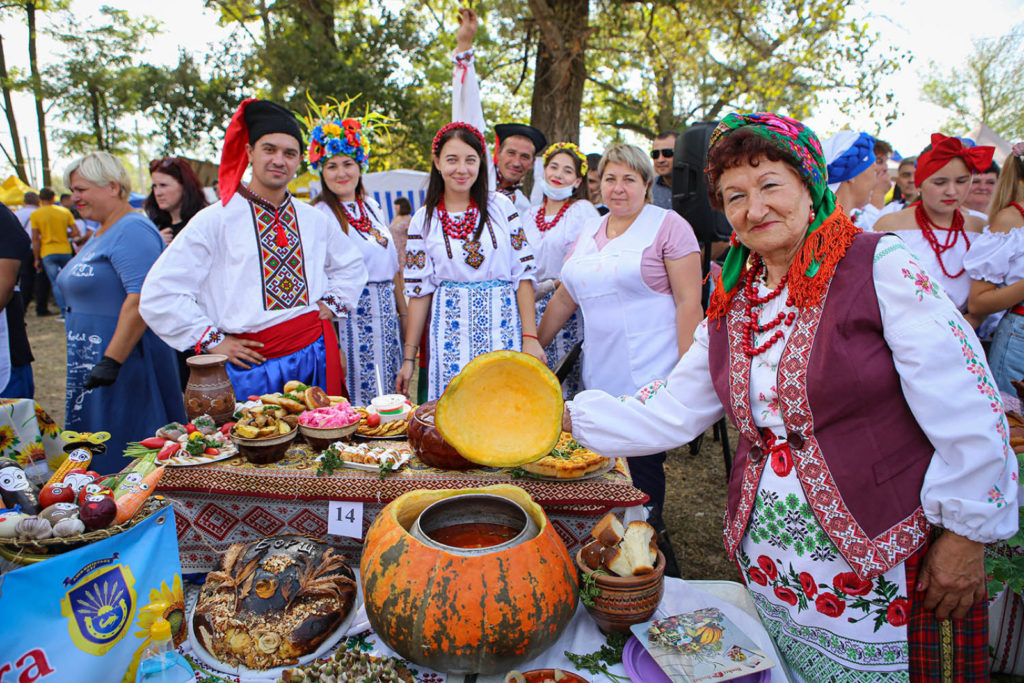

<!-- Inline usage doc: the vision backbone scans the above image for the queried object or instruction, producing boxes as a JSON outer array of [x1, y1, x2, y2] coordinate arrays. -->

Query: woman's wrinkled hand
[[916, 531, 988, 621]]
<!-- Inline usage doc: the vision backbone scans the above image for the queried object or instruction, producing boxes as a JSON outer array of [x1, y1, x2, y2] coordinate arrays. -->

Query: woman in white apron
[[304, 102, 405, 405], [522, 142, 598, 398], [396, 122, 545, 400], [538, 143, 703, 516]]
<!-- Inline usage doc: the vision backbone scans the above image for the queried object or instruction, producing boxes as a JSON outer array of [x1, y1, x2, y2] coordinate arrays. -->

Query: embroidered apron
[[337, 281, 402, 406], [427, 279, 520, 400]]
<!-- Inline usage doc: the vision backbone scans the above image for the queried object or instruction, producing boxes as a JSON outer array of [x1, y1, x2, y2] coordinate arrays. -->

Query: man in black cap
[[452, 8, 546, 214], [140, 99, 367, 399]]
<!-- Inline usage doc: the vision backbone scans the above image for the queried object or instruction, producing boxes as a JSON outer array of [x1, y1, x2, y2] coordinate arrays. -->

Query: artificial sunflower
[[0, 425, 18, 454], [123, 575, 186, 683]]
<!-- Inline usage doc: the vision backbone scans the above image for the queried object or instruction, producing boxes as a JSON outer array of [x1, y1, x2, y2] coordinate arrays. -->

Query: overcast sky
[[0, 0, 1021, 185]]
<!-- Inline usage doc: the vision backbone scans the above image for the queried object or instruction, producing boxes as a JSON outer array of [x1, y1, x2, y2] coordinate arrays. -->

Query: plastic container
[[135, 602, 194, 683]]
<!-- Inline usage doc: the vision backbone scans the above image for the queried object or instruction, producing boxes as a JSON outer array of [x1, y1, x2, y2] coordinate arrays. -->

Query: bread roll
[[621, 521, 657, 575], [283, 380, 305, 394], [581, 540, 604, 570], [590, 512, 624, 547], [304, 386, 330, 409]]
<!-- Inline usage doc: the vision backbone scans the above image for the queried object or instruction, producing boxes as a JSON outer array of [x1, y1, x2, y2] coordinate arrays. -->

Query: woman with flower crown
[[304, 100, 405, 405], [521, 142, 598, 397], [395, 121, 545, 400]]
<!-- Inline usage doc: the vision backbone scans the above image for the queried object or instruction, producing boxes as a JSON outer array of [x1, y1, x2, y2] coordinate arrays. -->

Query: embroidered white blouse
[[521, 200, 599, 282], [888, 230, 975, 310], [402, 193, 536, 298], [963, 225, 1024, 287], [568, 234, 1019, 544], [314, 197, 399, 283], [139, 191, 368, 352]]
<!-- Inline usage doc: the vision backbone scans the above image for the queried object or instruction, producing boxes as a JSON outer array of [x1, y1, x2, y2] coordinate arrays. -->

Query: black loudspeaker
[[671, 121, 733, 244]]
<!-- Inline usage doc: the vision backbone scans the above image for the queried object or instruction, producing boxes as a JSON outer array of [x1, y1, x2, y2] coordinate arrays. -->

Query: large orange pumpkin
[[435, 350, 564, 467], [360, 484, 578, 674]]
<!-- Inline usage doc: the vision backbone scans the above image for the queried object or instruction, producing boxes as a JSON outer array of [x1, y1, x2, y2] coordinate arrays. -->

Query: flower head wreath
[[543, 142, 588, 177], [432, 121, 487, 156], [301, 93, 392, 172]]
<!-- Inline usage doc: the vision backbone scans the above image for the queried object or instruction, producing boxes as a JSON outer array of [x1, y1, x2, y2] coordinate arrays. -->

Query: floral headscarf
[[705, 113, 857, 320]]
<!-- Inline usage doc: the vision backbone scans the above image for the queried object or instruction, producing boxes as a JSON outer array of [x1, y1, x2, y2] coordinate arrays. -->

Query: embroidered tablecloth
[[0, 398, 63, 482], [160, 442, 648, 572]]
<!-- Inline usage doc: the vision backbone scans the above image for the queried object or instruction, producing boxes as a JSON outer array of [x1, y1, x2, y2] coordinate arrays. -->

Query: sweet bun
[[590, 512, 624, 547], [580, 540, 604, 570], [304, 386, 331, 410], [283, 380, 305, 394]]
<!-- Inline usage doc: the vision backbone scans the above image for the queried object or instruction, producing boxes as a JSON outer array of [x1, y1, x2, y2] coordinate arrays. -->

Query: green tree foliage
[[921, 25, 1024, 141], [45, 6, 159, 153], [584, 0, 905, 143]]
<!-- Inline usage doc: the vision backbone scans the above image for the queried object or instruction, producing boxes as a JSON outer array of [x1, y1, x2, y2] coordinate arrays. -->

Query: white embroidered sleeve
[[567, 319, 725, 458], [321, 226, 367, 317], [501, 196, 536, 286], [873, 234, 1020, 543], [403, 209, 436, 298], [138, 216, 220, 352]]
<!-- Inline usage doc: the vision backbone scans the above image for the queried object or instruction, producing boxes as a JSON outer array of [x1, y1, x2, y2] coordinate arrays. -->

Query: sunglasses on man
[[650, 148, 674, 159]]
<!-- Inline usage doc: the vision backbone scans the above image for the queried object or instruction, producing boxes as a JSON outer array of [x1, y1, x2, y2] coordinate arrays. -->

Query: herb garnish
[[564, 630, 631, 682], [317, 445, 343, 477], [579, 567, 609, 607]]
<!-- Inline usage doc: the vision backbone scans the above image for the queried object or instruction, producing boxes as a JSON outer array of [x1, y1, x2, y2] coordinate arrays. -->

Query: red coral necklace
[[742, 256, 796, 358], [913, 202, 970, 279], [438, 197, 479, 240], [535, 198, 573, 233]]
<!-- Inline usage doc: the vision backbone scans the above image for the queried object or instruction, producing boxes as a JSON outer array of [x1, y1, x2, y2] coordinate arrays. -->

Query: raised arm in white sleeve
[[874, 234, 1019, 543], [567, 319, 725, 458], [452, 49, 496, 193]]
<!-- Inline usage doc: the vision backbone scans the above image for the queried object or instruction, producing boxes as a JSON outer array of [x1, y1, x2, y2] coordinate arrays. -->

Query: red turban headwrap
[[914, 133, 995, 187]]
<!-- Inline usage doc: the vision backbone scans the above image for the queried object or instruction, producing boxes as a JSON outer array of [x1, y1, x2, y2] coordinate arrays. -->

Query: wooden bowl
[[299, 421, 359, 451], [575, 548, 665, 634], [230, 427, 297, 465], [407, 400, 475, 470]]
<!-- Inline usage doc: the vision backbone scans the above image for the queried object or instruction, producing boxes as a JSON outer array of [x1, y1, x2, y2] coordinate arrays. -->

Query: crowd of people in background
[[0, 7, 1020, 680]]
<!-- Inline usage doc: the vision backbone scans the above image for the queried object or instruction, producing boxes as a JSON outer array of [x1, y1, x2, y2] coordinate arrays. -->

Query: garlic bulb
[[15, 516, 52, 539], [52, 517, 86, 538]]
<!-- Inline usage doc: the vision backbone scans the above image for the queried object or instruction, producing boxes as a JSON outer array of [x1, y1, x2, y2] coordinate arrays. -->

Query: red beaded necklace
[[535, 198, 574, 233], [437, 197, 479, 240], [742, 257, 796, 358], [913, 202, 970, 279], [340, 197, 373, 234]]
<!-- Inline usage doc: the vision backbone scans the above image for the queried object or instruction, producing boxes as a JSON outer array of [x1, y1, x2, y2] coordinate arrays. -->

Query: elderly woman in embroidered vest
[[561, 113, 1019, 682]]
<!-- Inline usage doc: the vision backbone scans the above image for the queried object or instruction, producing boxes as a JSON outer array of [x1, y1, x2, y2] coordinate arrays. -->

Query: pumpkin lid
[[435, 351, 564, 467]]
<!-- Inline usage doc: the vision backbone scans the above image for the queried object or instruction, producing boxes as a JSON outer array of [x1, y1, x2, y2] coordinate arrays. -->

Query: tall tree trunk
[[0, 35, 28, 183], [89, 86, 104, 150], [528, 0, 589, 145], [27, 1, 50, 186]]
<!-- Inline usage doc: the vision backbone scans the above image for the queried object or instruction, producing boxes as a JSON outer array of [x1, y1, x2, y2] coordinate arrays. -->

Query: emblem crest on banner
[[60, 559, 137, 656]]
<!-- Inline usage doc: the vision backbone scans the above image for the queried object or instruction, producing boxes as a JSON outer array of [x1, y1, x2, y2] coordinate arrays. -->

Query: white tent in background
[[965, 123, 1012, 164], [362, 170, 430, 224]]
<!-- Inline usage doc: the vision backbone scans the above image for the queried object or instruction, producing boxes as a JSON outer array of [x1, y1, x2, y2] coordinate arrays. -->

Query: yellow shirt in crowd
[[30, 204, 76, 257]]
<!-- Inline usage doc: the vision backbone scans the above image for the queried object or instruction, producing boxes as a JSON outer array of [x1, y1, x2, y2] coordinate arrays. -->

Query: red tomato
[[185, 424, 198, 434], [365, 412, 381, 427], [39, 483, 76, 508], [219, 422, 235, 436]]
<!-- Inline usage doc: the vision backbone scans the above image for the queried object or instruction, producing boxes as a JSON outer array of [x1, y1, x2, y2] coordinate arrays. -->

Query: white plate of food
[[317, 442, 412, 473]]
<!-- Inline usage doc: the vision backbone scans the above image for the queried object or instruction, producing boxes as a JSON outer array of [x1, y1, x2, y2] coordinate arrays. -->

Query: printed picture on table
[[631, 607, 775, 683]]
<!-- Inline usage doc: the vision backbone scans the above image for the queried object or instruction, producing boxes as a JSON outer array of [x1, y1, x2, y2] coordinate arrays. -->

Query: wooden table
[[160, 442, 648, 572]]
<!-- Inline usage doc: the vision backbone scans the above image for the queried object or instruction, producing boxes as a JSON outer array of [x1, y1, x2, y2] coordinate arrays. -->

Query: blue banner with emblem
[[0, 505, 183, 682]]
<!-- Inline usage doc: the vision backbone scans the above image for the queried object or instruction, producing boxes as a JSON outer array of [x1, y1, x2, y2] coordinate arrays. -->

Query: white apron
[[337, 280, 402, 406], [561, 205, 677, 396], [427, 279, 521, 400]]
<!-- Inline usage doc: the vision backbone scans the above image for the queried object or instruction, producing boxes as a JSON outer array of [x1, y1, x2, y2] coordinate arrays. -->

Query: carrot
[[114, 466, 165, 525], [45, 447, 92, 488]]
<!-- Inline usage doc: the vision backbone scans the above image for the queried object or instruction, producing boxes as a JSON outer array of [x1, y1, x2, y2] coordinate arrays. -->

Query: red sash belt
[[1011, 303, 1024, 316], [236, 310, 345, 397]]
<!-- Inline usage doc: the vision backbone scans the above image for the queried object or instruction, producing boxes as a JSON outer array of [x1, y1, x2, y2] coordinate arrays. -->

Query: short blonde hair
[[64, 152, 131, 200], [597, 144, 655, 203]]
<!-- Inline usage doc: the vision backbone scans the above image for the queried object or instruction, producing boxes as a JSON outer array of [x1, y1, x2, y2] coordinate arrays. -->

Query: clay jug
[[184, 354, 236, 425]]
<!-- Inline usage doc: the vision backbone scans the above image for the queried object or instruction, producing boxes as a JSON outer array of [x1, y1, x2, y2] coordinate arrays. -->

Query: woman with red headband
[[873, 134, 994, 317], [396, 121, 544, 399], [965, 142, 1024, 392], [522, 142, 598, 397]]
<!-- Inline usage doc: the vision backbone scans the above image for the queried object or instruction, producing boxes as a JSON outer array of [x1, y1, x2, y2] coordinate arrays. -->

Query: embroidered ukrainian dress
[[568, 235, 1019, 681]]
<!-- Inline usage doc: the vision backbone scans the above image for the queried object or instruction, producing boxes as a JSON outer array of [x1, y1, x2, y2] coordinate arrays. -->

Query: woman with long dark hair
[[143, 157, 209, 245], [396, 121, 544, 399], [303, 102, 405, 405]]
